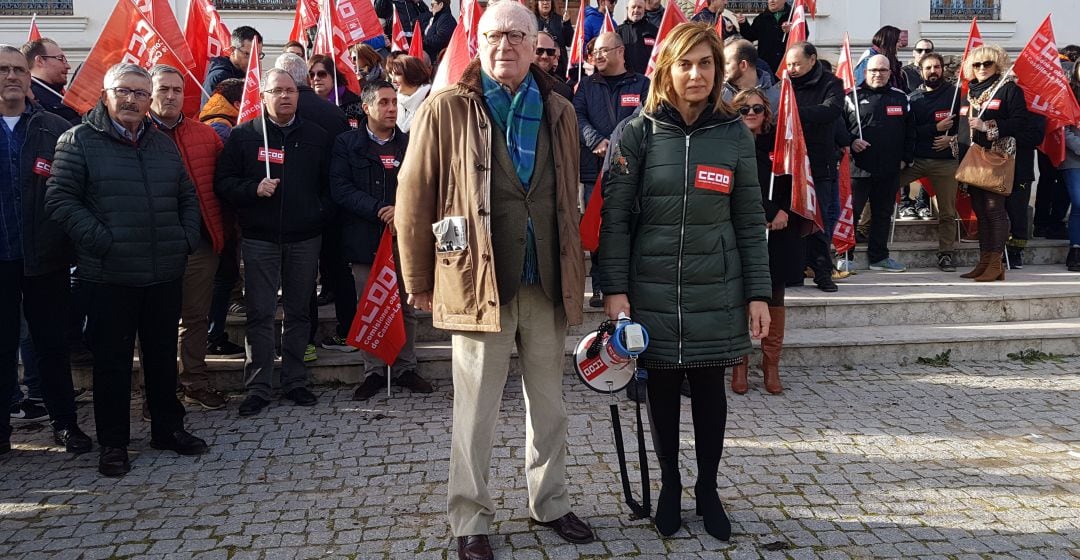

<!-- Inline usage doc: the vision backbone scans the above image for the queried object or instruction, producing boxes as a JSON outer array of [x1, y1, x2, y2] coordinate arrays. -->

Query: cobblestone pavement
[[1, 358, 1079, 559]]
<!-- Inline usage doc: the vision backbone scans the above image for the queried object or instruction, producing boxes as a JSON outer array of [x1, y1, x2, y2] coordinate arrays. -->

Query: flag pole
[[30, 76, 63, 101], [851, 88, 863, 140], [254, 36, 271, 180], [974, 66, 1014, 120]]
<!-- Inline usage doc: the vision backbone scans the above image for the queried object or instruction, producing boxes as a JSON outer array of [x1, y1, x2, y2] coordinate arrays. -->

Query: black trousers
[[1, 262, 78, 441], [852, 174, 901, 264], [1006, 182, 1032, 243], [84, 279, 185, 448], [1034, 152, 1070, 230], [646, 365, 727, 489], [312, 223, 357, 340]]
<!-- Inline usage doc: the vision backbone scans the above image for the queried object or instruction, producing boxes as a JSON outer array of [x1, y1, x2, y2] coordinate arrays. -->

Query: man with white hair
[[396, 2, 593, 558], [45, 63, 207, 476], [214, 68, 331, 417]]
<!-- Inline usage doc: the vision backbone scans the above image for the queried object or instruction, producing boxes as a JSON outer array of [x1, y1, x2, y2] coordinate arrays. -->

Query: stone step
[[890, 218, 949, 243], [122, 266, 1080, 392], [848, 238, 1069, 269]]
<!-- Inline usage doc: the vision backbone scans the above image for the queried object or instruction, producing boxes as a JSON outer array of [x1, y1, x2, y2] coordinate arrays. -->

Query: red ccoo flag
[[391, 6, 410, 51], [312, 0, 366, 100], [236, 35, 263, 125], [347, 228, 406, 365], [567, 0, 587, 73], [289, 0, 320, 43], [27, 13, 41, 41], [580, 175, 604, 252], [184, 0, 230, 115], [461, 0, 483, 57], [1012, 15, 1080, 166], [431, 17, 472, 90], [600, 7, 616, 35], [776, 0, 809, 78], [958, 19, 983, 95], [833, 148, 856, 255], [645, 0, 688, 78], [409, 20, 424, 58], [772, 73, 823, 232], [64, 0, 194, 115], [835, 32, 856, 94], [693, 0, 708, 15]]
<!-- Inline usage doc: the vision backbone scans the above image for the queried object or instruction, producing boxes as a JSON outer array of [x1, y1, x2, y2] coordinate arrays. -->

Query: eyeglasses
[[237, 48, 265, 60], [0, 66, 29, 77], [738, 104, 766, 115], [867, 68, 891, 74], [913, 48, 933, 54], [483, 30, 527, 46], [971, 60, 995, 69], [592, 46, 623, 58], [309, 69, 330, 79], [108, 87, 151, 101], [535, 47, 557, 57], [39, 54, 67, 63], [263, 87, 298, 97]]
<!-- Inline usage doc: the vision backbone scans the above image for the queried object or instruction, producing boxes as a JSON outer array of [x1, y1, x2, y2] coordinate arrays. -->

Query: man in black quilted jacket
[[45, 63, 208, 477]]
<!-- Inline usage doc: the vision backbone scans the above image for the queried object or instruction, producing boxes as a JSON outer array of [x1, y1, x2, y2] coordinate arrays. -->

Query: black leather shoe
[[150, 429, 208, 456], [54, 424, 93, 454], [238, 395, 270, 416], [98, 447, 130, 477], [695, 484, 732, 541], [815, 276, 838, 293], [283, 387, 318, 406], [456, 535, 493, 560], [532, 512, 595, 544]]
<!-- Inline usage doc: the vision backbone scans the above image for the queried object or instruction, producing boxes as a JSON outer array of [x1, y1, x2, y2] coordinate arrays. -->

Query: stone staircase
[[77, 219, 1078, 392]]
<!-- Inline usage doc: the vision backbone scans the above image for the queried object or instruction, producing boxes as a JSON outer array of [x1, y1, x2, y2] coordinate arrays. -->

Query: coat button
[[475, 163, 486, 171], [482, 253, 490, 261], [488, 300, 496, 306], [443, 258, 450, 265], [478, 207, 488, 216]]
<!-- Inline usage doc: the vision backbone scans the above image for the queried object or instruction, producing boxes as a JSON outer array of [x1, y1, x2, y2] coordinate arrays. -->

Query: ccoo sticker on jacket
[[258, 147, 285, 165], [694, 165, 732, 194], [33, 158, 51, 177], [886, 105, 904, 116], [620, 94, 641, 107]]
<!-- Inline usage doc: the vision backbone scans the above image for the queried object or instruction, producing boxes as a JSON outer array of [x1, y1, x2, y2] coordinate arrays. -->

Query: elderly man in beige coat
[[395, 2, 590, 559]]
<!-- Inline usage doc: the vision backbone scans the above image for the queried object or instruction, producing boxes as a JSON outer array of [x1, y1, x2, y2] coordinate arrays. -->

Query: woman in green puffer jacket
[[598, 22, 772, 541]]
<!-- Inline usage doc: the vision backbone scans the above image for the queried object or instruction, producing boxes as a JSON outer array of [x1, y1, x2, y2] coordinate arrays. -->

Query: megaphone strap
[[611, 385, 651, 520]]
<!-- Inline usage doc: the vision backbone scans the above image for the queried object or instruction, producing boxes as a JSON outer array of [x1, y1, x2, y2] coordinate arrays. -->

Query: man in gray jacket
[[45, 63, 208, 477]]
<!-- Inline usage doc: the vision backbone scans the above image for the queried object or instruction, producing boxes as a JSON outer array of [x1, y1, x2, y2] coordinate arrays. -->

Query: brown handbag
[[955, 139, 1016, 196]]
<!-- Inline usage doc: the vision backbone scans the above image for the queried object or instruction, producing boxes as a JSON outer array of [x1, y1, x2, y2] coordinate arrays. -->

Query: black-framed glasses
[[39, 54, 67, 63], [0, 65, 29, 77], [108, 87, 151, 101], [237, 48, 265, 60], [309, 69, 331, 79], [483, 30, 527, 46], [867, 68, 891, 74], [738, 104, 766, 115], [535, 47, 557, 57], [971, 60, 995, 69], [913, 48, 933, 54]]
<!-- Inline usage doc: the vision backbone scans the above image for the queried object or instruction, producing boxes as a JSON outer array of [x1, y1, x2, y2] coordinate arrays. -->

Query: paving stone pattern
[[1, 359, 1079, 559]]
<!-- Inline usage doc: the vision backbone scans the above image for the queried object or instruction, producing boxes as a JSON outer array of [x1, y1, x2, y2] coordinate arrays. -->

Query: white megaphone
[[573, 313, 649, 393]]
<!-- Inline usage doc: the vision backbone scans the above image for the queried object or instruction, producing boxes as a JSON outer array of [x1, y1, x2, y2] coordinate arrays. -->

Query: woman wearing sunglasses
[[729, 88, 806, 395], [599, 23, 771, 541], [307, 54, 364, 124], [955, 44, 1042, 280]]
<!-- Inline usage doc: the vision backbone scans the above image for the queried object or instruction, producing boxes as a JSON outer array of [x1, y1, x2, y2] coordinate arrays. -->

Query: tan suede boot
[[974, 252, 1005, 282], [960, 251, 991, 279], [761, 307, 785, 394], [730, 356, 748, 394]]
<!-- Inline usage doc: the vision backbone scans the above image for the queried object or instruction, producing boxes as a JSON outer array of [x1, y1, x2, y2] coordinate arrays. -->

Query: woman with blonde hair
[[599, 22, 772, 540], [955, 44, 1040, 280]]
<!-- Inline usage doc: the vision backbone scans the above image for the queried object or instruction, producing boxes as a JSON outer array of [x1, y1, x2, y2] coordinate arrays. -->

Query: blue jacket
[[574, 71, 650, 183], [583, 6, 615, 50], [329, 120, 409, 264]]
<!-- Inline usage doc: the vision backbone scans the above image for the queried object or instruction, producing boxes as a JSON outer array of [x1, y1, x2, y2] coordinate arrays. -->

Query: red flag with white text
[[409, 20, 424, 58], [312, 0, 362, 97], [137, 0, 196, 70], [833, 149, 856, 254], [184, 0, 230, 115], [236, 36, 263, 124], [772, 74, 823, 232], [776, 0, 809, 78], [63, 0, 193, 115], [958, 19, 983, 96], [1012, 15, 1080, 166], [580, 175, 604, 252], [600, 8, 616, 35], [567, 0, 587, 71], [836, 33, 856, 94], [461, 0, 483, 57], [289, 0, 320, 43], [348, 228, 406, 364], [645, 0, 688, 78], [28, 14, 41, 41], [391, 6, 410, 51]]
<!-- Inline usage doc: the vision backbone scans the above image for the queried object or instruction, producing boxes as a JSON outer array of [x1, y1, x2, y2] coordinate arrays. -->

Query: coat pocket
[[435, 248, 477, 316]]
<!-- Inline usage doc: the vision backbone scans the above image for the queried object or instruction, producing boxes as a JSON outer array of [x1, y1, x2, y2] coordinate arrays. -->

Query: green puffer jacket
[[598, 104, 772, 367]]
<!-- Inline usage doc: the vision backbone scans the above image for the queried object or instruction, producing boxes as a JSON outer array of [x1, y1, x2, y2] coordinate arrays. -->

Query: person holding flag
[[785, 41, 844, 292], [691, 0, 736, 37], [617, 0, 658, 76], [955, 44, 1041, 280], [736, 0, 799, 75], [583, 0, 617, 48], [376, 0, 432, 42], [843, 54, 915, 273], [329, 80, 433, 401], [423, 0, 456, 64], [396, 2, 593, 557], [45, 63, 208, 476], [897, 51, 962, 272], [214, 68, 331, 415], [600, 22, 771, 540], [729, 87, 807, 396]]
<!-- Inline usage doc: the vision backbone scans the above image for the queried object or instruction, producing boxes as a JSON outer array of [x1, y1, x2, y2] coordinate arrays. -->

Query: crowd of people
[[2, 0, 1079, 558]]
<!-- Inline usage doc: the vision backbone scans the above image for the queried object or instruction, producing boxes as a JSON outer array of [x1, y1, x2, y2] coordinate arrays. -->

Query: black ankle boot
[[695, 484, 731, 541], [654, 483, 683, 536], [1067, 247, 1080, 272]]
